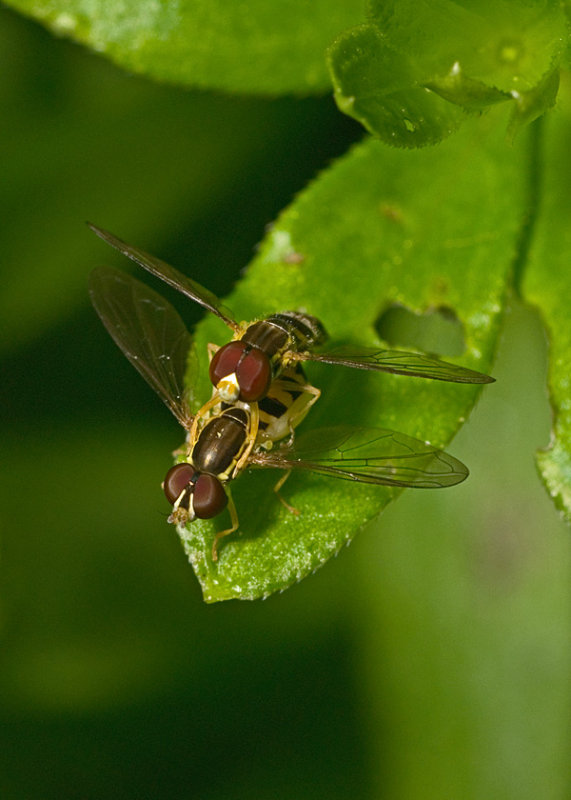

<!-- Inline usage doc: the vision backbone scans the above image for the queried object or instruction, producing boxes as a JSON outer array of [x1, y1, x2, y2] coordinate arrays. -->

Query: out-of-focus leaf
[[524, 78, 571, 520], [328, 0, 567, 146], [0, 9, 342, 354], [358, 301, 571, 799], [3, 0, 367, 93], [0, 423, 194, 712], [564, 0, 571, 67], [178, 111, 529, 601], [506, 68, 560, 142]]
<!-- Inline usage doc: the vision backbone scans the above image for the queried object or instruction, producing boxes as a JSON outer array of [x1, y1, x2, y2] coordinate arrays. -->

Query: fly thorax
[[192, 407, 250, 478], [241, 319, 289, 357], [266, 312, 328, 351]]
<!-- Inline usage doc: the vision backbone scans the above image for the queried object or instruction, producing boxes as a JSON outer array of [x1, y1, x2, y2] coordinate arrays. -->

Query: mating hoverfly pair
[[88, 224, 494, 561]]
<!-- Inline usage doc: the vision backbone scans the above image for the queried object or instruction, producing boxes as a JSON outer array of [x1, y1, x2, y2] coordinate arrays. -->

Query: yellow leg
[[188, 394, 221, 449], [286, 382, 320, 445], [211, 491, 239, 562], [273, 469, 299, 515], [234, 403, 260, 475], [256, 376, 321, 447], [207, 342, 219, 364]]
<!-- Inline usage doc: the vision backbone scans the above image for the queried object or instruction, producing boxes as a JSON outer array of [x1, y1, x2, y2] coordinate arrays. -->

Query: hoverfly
[[89, 264, 471, 561], [89, 265, 320, 558], [87, 224, 494, 405]]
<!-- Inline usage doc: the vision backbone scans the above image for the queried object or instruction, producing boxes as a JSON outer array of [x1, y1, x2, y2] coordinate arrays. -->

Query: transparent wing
[[251, 426, 468, 488], [88, 223, 239, 332], [89, 266, 194, 428], [298, 346, 494, 384]]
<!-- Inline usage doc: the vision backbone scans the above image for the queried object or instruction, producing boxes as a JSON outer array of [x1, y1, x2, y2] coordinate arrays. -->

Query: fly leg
[[211, 490, 239, 562], [256, 374, 321, 448], [284, 382, 320, 446], [273, 469, 299, 515], [187, 394, 222, 447], [233, 403, 260, 474], [206, 342, 219, 364]]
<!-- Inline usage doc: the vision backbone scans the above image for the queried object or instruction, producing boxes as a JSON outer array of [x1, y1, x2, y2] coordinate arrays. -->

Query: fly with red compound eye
[[89, 263, 474, 562], [87, 224, 495, 407], [89, 265, 321, 559]]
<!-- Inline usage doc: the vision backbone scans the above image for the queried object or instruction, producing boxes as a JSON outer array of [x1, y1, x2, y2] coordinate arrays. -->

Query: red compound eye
[[209, 341, 246, 387], [193, 474, 228, 519], [163, 463, 196, 505], [236, 349, 272, 402], [209, 340, 272, 402]]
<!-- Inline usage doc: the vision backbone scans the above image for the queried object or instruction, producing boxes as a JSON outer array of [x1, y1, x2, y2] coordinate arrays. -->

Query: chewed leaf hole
[[375, 304, 465, 357]]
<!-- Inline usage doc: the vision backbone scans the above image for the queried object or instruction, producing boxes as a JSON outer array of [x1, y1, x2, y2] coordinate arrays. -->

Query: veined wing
[[298, 346, 494, 384], [251, 426, 468, 488], [88, 223, 239, 332], [89, 266, 194, 428]]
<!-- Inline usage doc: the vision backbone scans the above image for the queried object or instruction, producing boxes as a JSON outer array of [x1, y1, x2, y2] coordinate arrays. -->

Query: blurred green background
[[1, 6, 570, 798]]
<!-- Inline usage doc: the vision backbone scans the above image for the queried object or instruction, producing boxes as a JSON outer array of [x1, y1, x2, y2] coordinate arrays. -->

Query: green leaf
[[3, 0, 367, 93], [181, 111, 530, 601], [327, 24, 468, 148], [328, 0, 567, 146], [524, 79, 571, 520]]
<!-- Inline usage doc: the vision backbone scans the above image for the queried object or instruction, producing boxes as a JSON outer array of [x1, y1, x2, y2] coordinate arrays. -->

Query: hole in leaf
[[375, 304, 465, 357]]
